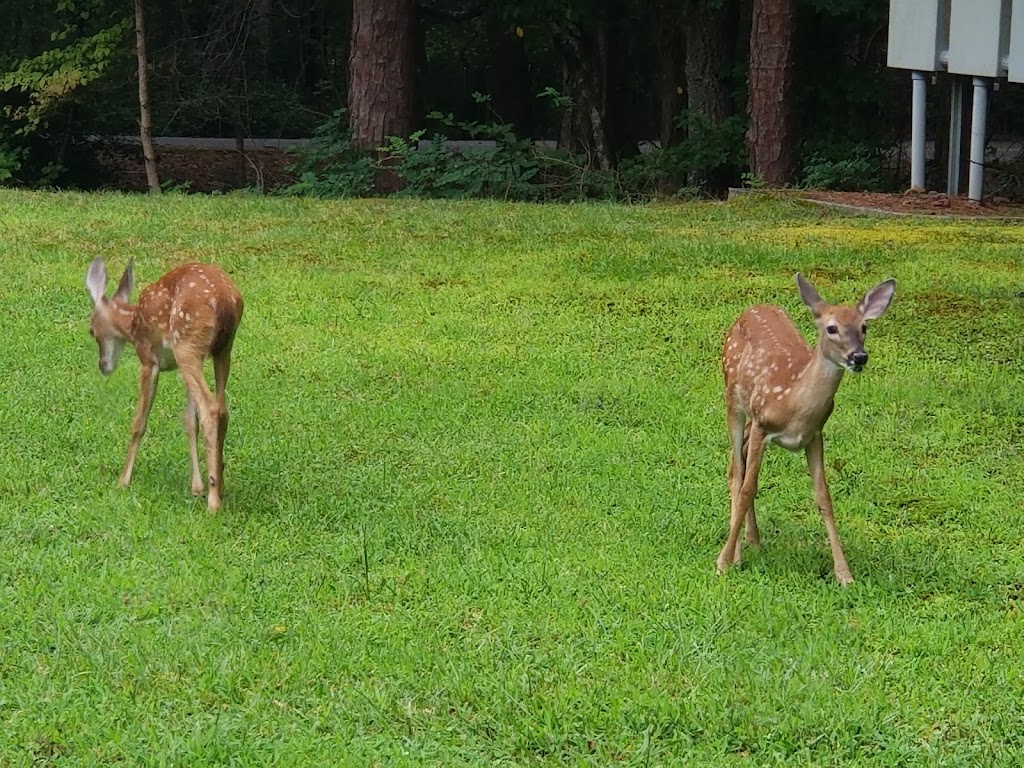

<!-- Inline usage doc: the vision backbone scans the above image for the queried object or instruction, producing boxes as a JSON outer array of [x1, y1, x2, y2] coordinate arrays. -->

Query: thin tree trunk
[[135, 0, 159, 193], [348, 0, 416, 151], [746, 0, 797, 186]]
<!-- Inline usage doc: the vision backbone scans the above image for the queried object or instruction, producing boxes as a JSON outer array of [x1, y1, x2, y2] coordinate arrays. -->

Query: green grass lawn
[[1, 190, 1023, 765]]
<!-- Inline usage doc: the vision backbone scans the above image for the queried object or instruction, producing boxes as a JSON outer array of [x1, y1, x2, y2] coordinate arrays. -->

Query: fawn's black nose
[[851, 351, 868, 369]]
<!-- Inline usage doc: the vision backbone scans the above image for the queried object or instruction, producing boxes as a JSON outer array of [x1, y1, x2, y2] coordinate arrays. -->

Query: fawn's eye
[[861, 324, 867, 335], [826, 324, 838, 335]]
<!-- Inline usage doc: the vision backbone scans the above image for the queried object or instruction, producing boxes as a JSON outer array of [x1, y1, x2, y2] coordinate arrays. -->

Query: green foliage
[[3, 191, 1024, 763], [283, 109, 375, 198], [1, 17, 130, 133], [388, 111, 541, 200], [800, 141, 889, 192], [0, 130, 26, 185], [671, 110, 748, 174], [289, 104, 744, 202], [537, 85, 572, 111]]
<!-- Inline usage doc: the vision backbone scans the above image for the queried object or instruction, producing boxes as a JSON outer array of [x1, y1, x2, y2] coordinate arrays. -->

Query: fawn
[[86, 258, 244, 511], [717, 273, 895, 585]]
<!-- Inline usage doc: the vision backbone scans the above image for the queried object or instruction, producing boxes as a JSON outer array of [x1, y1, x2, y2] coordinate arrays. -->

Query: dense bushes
[[285, 107, 758, 202]]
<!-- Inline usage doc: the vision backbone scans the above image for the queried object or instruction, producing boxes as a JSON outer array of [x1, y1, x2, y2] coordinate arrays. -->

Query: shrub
[[283, 109, 374, 198], [800, 142, 887, 191]]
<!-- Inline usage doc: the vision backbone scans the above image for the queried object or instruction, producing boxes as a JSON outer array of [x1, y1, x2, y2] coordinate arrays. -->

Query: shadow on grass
[[732, 517, 1010, 604]]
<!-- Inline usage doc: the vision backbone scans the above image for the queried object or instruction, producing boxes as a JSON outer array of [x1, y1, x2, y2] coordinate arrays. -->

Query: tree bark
[[685, 0, 738, 191], [348, 0, 417, 151], [555, 20, 615, 170], [746, 0, 797, 186], [135, 0, 160, 193], [686, 2, 731, 129], [651, 0, 685, 149]]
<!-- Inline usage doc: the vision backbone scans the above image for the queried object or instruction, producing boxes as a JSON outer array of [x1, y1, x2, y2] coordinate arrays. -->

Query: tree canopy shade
[[3, 0, 1024, 196]]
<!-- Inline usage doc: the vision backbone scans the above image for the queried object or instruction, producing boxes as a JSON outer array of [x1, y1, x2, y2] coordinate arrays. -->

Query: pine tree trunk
[[134, 0, 160, 193], [686, 3, 731, 128], [348, 0, 417, 151], [685, 0, 737, 191], [746, 0, 797, 186]]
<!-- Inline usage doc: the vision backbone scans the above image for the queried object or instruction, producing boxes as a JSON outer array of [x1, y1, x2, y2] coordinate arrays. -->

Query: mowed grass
[[0, 190, 1023, 765]]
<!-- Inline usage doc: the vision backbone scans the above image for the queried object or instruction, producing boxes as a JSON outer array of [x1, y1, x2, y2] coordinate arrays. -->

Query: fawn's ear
[[859, 278, 896, 321], [113, 259, 134, 303], [796, 272, 826, 317], [86, 258, 108, 306]]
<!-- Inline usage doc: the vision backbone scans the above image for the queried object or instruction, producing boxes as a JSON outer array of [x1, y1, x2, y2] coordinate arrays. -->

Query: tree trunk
[[134, 0, 160, 193], [651, 0, 685, 149], [685, 3, 731, 128], [555, 20, 614, 170], [348, 0, 417, 151], [746, 0, 797, 186], [604, 0, 638, 161], [685, 0, 737, 191]]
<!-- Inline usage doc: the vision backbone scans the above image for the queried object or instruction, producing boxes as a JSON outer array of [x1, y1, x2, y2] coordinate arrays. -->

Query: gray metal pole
[[911, 72, 927, 191], [968, 77, 989, 203], [947, 76, 963, 196]]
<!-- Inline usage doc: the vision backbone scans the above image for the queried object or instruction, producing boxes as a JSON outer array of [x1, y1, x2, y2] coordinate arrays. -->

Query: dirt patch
[[98, 145, 297, 193], [912, 291, 988, 319], [796, 189, 1024, 219]]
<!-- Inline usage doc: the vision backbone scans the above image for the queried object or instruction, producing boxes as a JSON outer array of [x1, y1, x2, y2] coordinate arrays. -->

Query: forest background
[[3, 0, 1024, 200]]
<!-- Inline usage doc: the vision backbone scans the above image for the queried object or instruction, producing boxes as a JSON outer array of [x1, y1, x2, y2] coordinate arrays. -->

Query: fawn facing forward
[[718, 274, 895, 585], [86, 259, 244, 511]]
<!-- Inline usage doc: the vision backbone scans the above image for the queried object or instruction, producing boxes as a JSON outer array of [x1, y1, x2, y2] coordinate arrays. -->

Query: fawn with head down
[[717, 273, 895, 585], [86, 258, 244, 511]]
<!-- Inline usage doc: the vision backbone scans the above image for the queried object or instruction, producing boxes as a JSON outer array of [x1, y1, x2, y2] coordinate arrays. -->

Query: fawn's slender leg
[[741, 422, 761, 548], [805, 433, 853, 586], [184, 392, 203, 496], [212, 347, 232, 497], [724, 410, 747, 565], [719, 419, 765, 573], [119, 364, 159, 486], [178, 361, 224, 512]]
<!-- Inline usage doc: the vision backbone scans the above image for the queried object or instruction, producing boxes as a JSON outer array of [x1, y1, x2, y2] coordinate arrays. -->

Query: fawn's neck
[[109, 299, 139, 344], [792, 344, 845, 412]]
